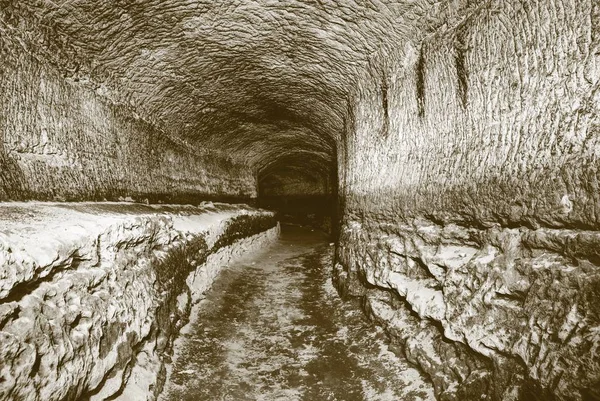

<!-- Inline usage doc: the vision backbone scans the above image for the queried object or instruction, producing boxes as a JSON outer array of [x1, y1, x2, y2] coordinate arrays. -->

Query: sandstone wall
[[0, 203, 278, 401], [0, 22, 256, 202], [336, 1, 600, 400]]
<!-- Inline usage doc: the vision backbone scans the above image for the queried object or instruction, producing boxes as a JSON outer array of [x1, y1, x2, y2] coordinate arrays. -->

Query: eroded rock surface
[[0, 202, 278, 401], [336, 2, 600, 400], [336, 218, 600, 400]]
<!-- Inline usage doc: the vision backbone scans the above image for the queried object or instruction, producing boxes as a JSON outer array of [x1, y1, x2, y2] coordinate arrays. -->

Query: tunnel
[[0, 1, 599, 400]]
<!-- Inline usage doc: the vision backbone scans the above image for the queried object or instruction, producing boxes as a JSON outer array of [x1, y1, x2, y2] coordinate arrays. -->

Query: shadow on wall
[[0, 141, 27, 200]]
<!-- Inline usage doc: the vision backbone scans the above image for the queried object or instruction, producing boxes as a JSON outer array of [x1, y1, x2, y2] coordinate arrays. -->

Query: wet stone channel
[[159, 225, 434, 401]]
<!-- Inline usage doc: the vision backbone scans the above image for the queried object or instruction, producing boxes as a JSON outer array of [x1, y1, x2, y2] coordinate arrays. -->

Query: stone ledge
[[336, 216, 600, 401], [0, 202, 279, 401]]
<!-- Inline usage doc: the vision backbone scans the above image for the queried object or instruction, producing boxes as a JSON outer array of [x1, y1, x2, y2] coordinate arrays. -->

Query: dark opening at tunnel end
[[257, 194, 336, 237], [257, 156, 338, 239]]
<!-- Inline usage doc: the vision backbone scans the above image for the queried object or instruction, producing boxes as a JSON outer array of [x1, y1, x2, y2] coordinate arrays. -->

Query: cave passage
[[160, 225, 433, 401], [256, 154, 338, 235], [1, 1, 599, 400]]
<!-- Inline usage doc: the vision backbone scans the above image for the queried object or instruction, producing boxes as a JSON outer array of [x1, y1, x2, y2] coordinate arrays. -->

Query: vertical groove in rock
[[454, 27, 468, 110], [416, 44, 427, 119]]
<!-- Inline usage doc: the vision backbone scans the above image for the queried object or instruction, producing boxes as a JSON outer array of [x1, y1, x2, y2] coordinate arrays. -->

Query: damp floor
[[159, 225, 434, 401]]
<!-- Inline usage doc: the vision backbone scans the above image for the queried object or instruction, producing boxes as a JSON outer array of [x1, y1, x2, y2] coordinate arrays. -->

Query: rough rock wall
[[336, 1, 600, 400], [0, 203, 278, 401], [0, 15, 255, 202]]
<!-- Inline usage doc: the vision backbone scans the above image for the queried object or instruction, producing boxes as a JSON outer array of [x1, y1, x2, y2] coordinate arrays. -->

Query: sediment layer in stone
[[335, 215, 600, 401]]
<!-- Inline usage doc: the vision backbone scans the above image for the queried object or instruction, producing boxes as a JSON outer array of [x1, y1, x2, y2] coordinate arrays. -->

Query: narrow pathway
[[160, 225, 434, 401]]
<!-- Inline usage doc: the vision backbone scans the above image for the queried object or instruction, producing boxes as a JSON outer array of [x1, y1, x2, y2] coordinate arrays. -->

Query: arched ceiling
[[4, 0, 453, 176]]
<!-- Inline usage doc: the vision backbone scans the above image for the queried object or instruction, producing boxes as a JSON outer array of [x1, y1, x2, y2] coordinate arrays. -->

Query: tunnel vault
[[0, 0, 449, 202]]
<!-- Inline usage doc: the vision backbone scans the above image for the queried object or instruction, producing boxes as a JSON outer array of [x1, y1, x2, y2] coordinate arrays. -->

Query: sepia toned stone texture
[[0, 0, 599, 400], [336, 1, 600, 400], [0, 203, 278, 401]]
